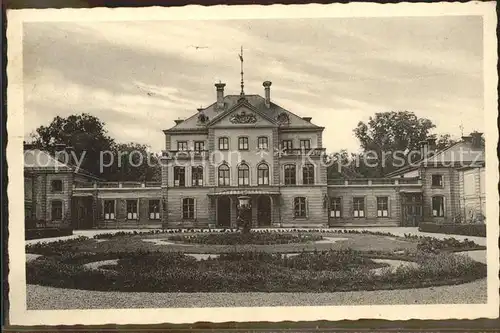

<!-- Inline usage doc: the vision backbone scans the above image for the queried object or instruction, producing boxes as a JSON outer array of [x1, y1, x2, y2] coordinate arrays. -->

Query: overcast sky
[[23, 16, 484, 153]]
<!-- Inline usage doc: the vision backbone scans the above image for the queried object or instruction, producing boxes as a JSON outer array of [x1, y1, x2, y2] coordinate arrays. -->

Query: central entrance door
[[257, 195, 271, 227], [217, 196, 231, 227], [401, 193, 423, 227], [71, 196, 94, 230]]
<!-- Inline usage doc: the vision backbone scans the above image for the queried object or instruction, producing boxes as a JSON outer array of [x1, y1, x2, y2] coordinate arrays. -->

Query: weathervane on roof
[[239, 46, 245, 98]]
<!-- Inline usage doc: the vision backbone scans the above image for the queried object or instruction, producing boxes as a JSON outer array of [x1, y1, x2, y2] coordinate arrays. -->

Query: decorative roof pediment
[[207, 100, 277, 128]]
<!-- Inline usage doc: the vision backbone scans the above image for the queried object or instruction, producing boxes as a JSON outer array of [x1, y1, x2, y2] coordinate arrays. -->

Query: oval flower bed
[[167, 233, 323, 245], [26, 248, 486, 293]]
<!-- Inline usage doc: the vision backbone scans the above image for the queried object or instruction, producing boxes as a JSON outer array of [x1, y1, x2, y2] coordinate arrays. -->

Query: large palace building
[[24, 80, 486, 230]]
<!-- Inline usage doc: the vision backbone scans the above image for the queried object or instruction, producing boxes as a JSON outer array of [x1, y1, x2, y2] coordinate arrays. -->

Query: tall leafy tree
[[104, 142, 161, 182], [353, 111, 436, 176], [29, 113, 115, 177]]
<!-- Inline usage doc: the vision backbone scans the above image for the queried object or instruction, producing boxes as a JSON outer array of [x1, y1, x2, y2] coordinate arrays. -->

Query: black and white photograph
[[6, 2, 499, 325]]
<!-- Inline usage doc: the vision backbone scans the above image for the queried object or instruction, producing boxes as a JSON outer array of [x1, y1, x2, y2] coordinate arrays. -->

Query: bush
[[416, 236, 483, 253], [25, 227, 73, 240], [418, 222, 486, 237], [167, 233, 323, 245], [26, 236, 90, 255]]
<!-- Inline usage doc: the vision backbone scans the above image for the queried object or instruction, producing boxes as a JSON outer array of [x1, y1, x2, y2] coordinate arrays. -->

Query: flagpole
[[239, 46, 244, 97]]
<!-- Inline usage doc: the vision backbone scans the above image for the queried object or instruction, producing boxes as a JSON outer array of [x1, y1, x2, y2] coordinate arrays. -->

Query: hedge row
[[25, 227, 73, 240], [418, 223, 486, 237]]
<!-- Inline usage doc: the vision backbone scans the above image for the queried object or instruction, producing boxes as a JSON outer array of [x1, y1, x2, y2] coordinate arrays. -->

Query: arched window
[[302, 164, 315, 185], [192, 166, 203, 186], [284, 164, 296, 185], [238, 163, 250, 186], [257, 163, 269, 185], [218, 164, 230, 186]]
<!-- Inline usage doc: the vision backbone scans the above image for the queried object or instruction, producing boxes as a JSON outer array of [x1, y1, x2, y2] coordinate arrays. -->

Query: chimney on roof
[[470, 132, 483, 147], [462, 135, 473, 143], [215, 82, 226, 111], [174, 119, 184, 125], [302, 117, 312, 123], [263, 81, 272, 108], [197, 107, 204, 113], [419, 140, 429, 159], [426, 137, 437, 156]]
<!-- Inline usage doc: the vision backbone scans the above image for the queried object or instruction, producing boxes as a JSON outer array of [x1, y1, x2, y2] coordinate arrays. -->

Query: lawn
[[25, 231, 487, 293]]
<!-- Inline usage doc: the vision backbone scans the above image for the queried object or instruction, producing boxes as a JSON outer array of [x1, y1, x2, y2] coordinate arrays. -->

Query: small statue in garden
[[236, 195, 252, 234]]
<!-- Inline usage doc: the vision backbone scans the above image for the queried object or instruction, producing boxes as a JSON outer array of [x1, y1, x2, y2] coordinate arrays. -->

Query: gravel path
[[26, 278, 486, 310]]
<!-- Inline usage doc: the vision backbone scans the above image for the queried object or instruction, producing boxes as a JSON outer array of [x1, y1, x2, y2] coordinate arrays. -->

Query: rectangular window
[[104, 200, 115, 220], [174, 166, 185, 187], [432, 196, 445, 217], [192, 166, 204, 186], [431, 174, 443, 187], [218, 137, 229, 150], [149, 199, 160, 220], [257, 137, 269, 149], [126, 200, 138, 219], [51, 179, 63, 192], [177, 141, 188, 151], [300, 139, 311, 150], [182, 198, 195, 220], [353, 197, 365, 218], [281, 140, 293, 150], [330, 197, 341, 218], [377, 197, 389, 217], [294, 197, 307, 218], [194, 141, 205, 152], [284, 164, 296, 185], [51, 200, 63, 220], [238, 137, 249, 150]]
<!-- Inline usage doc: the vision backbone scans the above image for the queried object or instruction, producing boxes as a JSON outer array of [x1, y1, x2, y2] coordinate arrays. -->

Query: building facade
[[24, 81, 486, 229]]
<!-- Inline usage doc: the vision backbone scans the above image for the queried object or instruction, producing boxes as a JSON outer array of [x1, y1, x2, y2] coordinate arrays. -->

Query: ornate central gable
[[229, 110, 257, 124], [208, 102, 277, 128]]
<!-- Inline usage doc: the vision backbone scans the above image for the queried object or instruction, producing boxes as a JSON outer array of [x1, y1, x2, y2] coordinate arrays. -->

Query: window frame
[[148, 199, 161, 220], [238, 163, 250, 186], [238, 137, 249, 151], [182, 197, 195, 220], [218, 164, 230, 186], [126, 199, 139, 220], [193, 141, 205, 152], [376, 196, 389, 217], [218, 137, 229, 151], [173, 166, 186, 187], [330, 197, 342, 218], [51, 179, 63, 193], [299, 139, 311, 150], [302, 163, 315, 185], [191, 165, 204, 187], [431, 174, 444, 188], [353, 197, 365, 218], [432, 195, 445, 217], [177, 141, 188, 151], [257, 136, 269, 150], [51, 200, 63, 221], [284, 164, 296, 185], [257, 163, 270, 185], [281, 140, 293, 150], [293, 197, 307, 218], [103, 199, 116, 220]]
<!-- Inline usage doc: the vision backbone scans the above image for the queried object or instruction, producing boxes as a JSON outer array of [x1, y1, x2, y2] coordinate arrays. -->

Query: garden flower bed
[[167, 233, 323, 245], [26, 248, 486, 293]]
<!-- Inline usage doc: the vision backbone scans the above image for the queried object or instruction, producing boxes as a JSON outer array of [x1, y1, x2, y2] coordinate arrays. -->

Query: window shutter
[[306, 197, 309, 218]]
